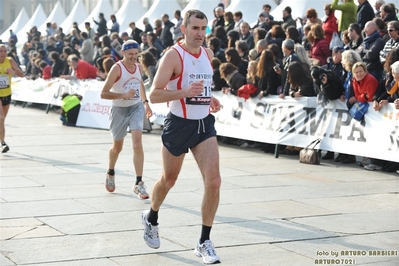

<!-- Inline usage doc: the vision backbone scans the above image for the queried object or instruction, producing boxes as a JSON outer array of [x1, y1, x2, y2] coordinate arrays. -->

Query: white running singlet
[[167, 43, 213, 120], [111, 61, 142, 107]]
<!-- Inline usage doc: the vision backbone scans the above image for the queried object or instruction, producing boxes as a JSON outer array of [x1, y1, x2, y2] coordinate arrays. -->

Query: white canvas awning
[[110, 0, 146, 34], [135, 0, 181, 31], [16, 3, 47, 44], [38, 1, 67, 35], [0, 7, 29, 42], [59, 0, 89, 35], [80, 0, 115, 33]]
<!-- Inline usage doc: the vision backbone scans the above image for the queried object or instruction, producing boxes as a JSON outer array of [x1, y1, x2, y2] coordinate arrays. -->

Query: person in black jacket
[[211, 58, 228, 91], [207, 37, 225, 63], [219, 62, 246, 96], [160, 14, 175, 48], [356, 0, 376, 30], [49, 51, 64, 78], [93, 13, 107, 37], [257, 50, 281, 97], [129, 22, 143, 44]]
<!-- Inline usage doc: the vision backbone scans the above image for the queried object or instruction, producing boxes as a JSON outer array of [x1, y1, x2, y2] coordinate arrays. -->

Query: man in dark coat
[[93, 13, 107, 37], [356, 0, 375, 30], [129, 22, 143, 44], [160, 14, 175, 48]]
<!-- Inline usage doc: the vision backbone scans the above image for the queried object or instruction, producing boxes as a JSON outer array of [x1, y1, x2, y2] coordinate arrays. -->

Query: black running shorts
[[0, 95, 11, 106], [162, 112, 217, 156]]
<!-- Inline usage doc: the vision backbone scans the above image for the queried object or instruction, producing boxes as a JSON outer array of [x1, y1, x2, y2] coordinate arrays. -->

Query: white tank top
[[167, 43, 213, 119], [112, 61, 142, 107]]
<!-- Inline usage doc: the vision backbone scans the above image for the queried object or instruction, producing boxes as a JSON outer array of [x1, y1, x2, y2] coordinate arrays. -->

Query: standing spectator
[[214, 26, 227, 48], [46, 37, 57, 54], [262, 4, 274, 21], [374, 0, 385, 18], [270, 6, 296, 31], [322, 4, 338, 47], [120, 32, 130, 42], [109, 14, 120, 34], [153, 19, 163, 38], [129, 22, 143, 44], [380, 21, 399, 63], [27, 26, 41, 42], [224, 12, 235, 33], [308, 24, 331, 66], [255, 39, 269, 60], [85, 22, 96, 40], [240, 21, 255, 50], [356, 0, 375, 30], [57, 27, 65, 41], [93, 13, 107, 37], [305, 8, 322, 27], [275, 39, 301, 98], [257, 49, 281, 97], [253, 12, 270, 31], [358, 21, 384, 81], [172, 10, 183, 43], [331, 0, 357, 34], [76, 32, 94, 64], [211, 6, 225, 34], [60, 46, 73, 76], [347, 23, 363, 50], [142, 18, 153, 34], [253, 28, 267, 46], [160, 14, 175, 48]]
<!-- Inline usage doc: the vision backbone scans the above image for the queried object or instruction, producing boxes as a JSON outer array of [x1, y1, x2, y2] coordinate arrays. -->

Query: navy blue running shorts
[[162, 112, 217, 156]]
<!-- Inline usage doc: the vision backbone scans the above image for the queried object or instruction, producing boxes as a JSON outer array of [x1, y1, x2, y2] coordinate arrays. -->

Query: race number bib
[[123, 78, 140, 100], [186, 74, 212, 105], [0, 75, 9, 89]]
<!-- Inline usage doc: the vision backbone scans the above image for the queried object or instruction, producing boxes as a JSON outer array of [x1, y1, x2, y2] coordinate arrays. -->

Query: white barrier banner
[[76, 90, 112, 129], [212, 91, 399, 163], [11, 79, 399, 162]]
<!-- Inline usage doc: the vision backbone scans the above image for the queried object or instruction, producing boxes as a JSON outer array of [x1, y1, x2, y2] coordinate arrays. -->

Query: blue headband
[[122, 42, 139, 50]]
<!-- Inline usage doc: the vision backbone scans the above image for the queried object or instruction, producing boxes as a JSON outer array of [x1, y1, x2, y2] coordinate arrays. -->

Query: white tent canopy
[[135, 0, 181, 30], [182, 0, 222, 24], [80, 0, 115, 33], [60, 0, 88, 35], [110, 0, 146, 34], [226, 0, 277, 26], [16, 3, 47, 44], [271, 0, 338, 22], [38, 1, 67, 35], [0, 7, 29, 43]]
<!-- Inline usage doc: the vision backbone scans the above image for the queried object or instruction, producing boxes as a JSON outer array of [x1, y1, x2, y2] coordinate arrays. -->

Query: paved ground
[[1, 104, 398, 266]]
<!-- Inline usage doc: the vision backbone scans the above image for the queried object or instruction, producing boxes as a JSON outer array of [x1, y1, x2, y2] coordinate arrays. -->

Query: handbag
[[299, 139, 321, 165], [329, 32, 343, 50], [349, 101, 369, 121]]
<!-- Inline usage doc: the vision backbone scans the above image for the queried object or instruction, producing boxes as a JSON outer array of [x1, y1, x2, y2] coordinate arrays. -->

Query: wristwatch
[[143, 99, 149, 104]]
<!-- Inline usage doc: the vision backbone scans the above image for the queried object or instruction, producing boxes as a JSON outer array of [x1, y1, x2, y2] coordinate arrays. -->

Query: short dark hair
[[284, 6, 292, 14], [208, 37, 220, 49], [263, 4, 271, 9], [49, 51, 60, 60], [349, 23, 361, 36], [183, 9, 207, 27], [39, 60, 47, 68], [81, 32, 88, 39], [62, 46, 73, 55], [233, 11, 243, 18]]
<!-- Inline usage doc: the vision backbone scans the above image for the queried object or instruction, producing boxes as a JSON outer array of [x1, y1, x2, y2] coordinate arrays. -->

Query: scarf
[[363, 31, 380, 50], [225, 70, 239, 85], [343, 71, 352, 99], [388, 81, 398, 95]]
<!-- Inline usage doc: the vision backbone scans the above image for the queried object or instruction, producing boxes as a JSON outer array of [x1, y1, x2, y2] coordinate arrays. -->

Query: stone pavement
[[0, 105, 398, 266]]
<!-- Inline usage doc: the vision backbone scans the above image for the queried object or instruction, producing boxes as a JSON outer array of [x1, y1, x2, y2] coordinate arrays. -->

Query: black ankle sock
[[107, 169, 115, 176], [200, 225, 212, 244], [147, 208, 158, 226], [1, 141, 6, 145], [135, 176, 142, 185]]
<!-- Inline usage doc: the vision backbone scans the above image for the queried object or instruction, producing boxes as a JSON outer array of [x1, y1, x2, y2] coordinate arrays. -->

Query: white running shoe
[[194, 239, 221, 264], [141, 210, 160, 249], [364, 163, 382, 171], [133, 181, 149, 199]]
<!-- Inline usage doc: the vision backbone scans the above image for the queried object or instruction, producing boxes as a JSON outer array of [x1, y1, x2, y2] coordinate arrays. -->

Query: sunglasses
[[388, 29, 396, 32]]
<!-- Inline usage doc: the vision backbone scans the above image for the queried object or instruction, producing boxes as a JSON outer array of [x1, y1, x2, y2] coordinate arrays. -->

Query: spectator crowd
[[1, 0, 399, 173]]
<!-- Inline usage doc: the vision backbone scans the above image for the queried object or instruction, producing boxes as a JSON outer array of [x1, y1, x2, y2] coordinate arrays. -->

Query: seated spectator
[[67, 55, 98, 80], [265, 25, 286, 50], [39, 61, 51, 80], [225, 47, 247, 77], [226, 30, 240, 49], [380, 3, 399, 23], [214, 26, 227, 48], [294, 43, 312, 69], [285, 26, 301, 44], [347, 23, 363, 50], [211, 57, 228, 91], [235, 40, 249, 61], [224, 11, 235, 33], [373, 18, 390, 43], [49, 51, 64, 78], [219, 62, 247, 96], [207, 37, 225, 63], [59, 93, 82, 126], [379, 21, 399, 64]]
